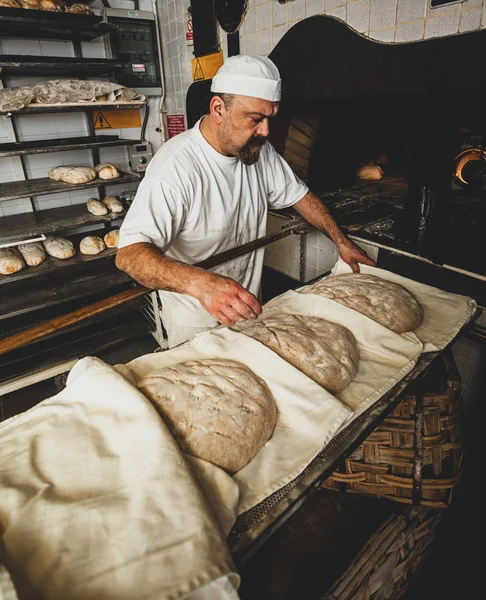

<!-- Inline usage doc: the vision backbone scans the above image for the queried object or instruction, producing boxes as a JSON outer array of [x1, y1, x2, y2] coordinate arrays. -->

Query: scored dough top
[[239, 314, 359, 394], [301, 273, 424, 334], [137, 358, 277, 474]]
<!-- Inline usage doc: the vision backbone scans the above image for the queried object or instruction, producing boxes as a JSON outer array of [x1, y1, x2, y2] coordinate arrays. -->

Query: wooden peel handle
[[0, 286, 150, 357], [0, 219, 308, 356]]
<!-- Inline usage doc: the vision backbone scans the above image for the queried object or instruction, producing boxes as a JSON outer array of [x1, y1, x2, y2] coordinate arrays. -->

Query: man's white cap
[[211, 55, 281, 102]]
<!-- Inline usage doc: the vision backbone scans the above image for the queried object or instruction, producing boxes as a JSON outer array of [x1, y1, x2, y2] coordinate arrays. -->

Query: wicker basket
[[321, 505, 444, 600], [322, 350, 463, 508]]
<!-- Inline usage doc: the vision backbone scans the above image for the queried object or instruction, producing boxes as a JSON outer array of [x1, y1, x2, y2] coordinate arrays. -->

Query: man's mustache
[[248, 136, 266, 147]]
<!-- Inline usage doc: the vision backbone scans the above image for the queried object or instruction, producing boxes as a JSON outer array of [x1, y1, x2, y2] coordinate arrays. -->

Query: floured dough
[[17, 241, 46, 267], [301, 273, 424, 334], [239, 314, 359, 394], [43, 236, 75, 259], [138, 359, 277, 474], [103, 230, 119, 248], [79, 236, 105, 255], [48, 166, 97, 184], [102, 196, 124, 213], [0, 248, 25, 275], [87, 198, 108, 216], [95, 163, 120, 180]]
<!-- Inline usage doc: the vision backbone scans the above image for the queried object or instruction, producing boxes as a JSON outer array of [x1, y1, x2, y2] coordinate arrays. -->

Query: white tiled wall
[[0, 0, 164, 217], [156, 0, 486, 128]]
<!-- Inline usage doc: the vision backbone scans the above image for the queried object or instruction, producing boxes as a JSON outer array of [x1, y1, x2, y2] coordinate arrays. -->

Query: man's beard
[[236, 136, 266, 166]]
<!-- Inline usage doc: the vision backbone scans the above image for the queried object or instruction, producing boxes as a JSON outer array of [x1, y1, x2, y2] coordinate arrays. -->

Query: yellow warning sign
[[191, 51, 223, 82], [93, 108, 142, 130]]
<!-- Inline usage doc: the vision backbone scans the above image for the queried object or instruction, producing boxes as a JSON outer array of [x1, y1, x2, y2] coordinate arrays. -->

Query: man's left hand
[[336, 239, 376, 273]]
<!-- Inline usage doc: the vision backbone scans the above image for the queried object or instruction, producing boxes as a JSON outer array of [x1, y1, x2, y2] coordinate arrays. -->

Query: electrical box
[[102, 8, 162, 96], [128, 142, 153, 174]]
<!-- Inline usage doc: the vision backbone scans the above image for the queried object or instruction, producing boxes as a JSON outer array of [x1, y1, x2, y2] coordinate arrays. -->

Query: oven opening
[[270, 91, 485, 276]]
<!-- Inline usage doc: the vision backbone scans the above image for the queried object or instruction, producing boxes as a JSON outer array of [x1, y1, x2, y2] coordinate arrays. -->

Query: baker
[[116, 55, 375, 348]]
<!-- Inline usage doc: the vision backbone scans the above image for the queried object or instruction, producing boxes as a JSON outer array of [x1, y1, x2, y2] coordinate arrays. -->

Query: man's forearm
[[115, 242, 205, 297], [292, 191, 347, 247], [115, 242, 262, 325]]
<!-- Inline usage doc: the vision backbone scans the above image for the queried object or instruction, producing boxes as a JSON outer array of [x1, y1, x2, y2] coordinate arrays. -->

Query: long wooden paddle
[[0, 219, 309, 356]]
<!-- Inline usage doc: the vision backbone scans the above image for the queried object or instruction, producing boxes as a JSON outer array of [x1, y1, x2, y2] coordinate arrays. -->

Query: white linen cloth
[[118, 118, 308, 344], [0, 357, 238, 600]]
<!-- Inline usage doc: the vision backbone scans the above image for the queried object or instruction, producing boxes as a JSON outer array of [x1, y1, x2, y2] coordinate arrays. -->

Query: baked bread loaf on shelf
[[18, 241, 46, 267], [48, 166, 97, 184], [87, 198, 108, 216], [79, 236, 106, 255], [103, 230, 119, 248], [0, 248, 25, 275], [95, 163, 120, 180], [102, 196, 124, 213], [43, 236, 76, 259]]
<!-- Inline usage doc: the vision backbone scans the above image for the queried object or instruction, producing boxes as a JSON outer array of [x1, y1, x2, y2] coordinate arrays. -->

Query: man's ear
[[209, 95, 225, 125]]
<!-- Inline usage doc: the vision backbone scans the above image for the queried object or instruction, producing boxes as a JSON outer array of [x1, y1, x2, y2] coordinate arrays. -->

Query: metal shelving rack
[[0, 7, 153, 393]]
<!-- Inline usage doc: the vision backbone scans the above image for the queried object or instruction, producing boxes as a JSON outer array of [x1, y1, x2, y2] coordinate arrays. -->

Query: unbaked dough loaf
[[17, 241, 46, 267], [79, 236, 105, 255], [43, 236, 75, 259], [103, 229, 119, 248], [239, 314, 359, 394], [102, 196, 124, 213], [301, 273, 424, 334], [87, 198, 108, 216], [138, 359, 277, 474], [95, 163, 120, 180], [48, 166, 97, 184], [0, 248, 25, 275]]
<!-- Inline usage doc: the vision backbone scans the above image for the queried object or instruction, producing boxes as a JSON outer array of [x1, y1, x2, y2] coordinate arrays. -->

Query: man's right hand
[[192, 271, 262, 326]]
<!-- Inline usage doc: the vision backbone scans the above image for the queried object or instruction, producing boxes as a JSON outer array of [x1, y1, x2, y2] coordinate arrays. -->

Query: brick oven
[[267, 15, 485, 290]]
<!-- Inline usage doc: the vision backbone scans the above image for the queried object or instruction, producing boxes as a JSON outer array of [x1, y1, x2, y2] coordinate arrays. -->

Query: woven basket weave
[[322, 350, 463, 508], [321, 505, 443, 600]]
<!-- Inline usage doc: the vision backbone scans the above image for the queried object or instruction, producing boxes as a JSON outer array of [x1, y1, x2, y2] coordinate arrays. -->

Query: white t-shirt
[[119, 118, 309, 328]]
